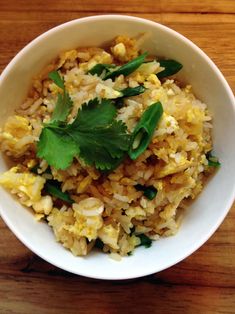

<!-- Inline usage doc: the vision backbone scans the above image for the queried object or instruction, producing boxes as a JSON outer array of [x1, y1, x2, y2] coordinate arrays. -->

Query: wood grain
[[0, 1, 235, 313], [0, 0, 234, 13], [0, 12, 234, 90]]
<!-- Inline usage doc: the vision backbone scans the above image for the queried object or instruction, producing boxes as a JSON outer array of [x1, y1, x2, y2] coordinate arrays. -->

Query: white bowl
[[0, 15, 235, 280]]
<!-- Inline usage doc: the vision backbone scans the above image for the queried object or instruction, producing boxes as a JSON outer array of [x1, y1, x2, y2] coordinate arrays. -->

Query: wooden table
[[0, 1, 235, 313]]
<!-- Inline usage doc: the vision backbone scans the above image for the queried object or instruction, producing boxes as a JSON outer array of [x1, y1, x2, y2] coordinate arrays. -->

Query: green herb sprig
[[48, 71, 73, 122], [37, 70, 164, 172], [37, 98, 131, 171]]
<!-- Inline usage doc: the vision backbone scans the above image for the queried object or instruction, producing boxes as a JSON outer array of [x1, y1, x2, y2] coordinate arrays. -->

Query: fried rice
[[0, 35, 214, 258]]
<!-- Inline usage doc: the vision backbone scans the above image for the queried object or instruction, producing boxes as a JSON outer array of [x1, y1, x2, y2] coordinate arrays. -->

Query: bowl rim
[[0, 14, 235, 280]]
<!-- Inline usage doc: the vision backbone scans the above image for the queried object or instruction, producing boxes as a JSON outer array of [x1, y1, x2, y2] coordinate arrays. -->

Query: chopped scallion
[[128, 102, 163, 160], [135, 184, 158, 200]]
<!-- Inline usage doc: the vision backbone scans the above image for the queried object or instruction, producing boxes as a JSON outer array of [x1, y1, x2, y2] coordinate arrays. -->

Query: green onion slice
[[157, 59, 183, 79], [135, 184, 158, 200], [137, 234, 152, 248], [44, 180, 73, 204], [128, 101, 163, 160], [119, 85, 146, 98], [206, 152, 221, 168], [104, 52, 148, 80]]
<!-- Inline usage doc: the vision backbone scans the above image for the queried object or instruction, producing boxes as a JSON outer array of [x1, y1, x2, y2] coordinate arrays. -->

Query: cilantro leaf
[[73, 98, 116, 128], [48, 71, 73, 122], [66, 99, 130, 169], [70, 119, 129, 169], [37, 126, 79, 170], [37, 98, 131, 171], [51, 92, 73, 123], [48, 71, 64, 89]]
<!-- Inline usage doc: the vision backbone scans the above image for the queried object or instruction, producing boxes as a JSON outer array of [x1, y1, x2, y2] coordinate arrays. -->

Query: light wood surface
[[0, 1, 235, 313]]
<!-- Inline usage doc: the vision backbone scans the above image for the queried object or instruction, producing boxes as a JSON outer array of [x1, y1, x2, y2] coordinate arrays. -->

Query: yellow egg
[[98, 224, 120, 249], [0, 168, 46, 203]]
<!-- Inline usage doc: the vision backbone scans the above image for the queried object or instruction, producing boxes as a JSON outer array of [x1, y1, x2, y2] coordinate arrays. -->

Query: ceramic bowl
[[0, 15, 235, 280]]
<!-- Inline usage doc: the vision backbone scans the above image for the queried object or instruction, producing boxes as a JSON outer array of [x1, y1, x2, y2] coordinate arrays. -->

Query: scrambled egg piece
[[98, 224, 120, 250], [0, 166, 52, 217], [112, 42, 126, 59], [186, 106, 205, 123], [57, 49, 78, 68], [73, 197, 104, 216], [118, 234, 141, 256], [125, 206, 146, 220], [138, 61, 160, 78], [3, 115, 31, 138], [128, 62, 162, 85], [0, 115, 33, 157], [111, 35, 138, 62], [48, 82, 63, 95], [0, 167, 45, 206], [33, 195, 53, 215], [95, 83, 122, 99], [155, 159, 192, 179], [178, 106, 205, 136], [47, 208, 89, 256], [48, 198, 105, 255], [154, 113, 179, 137], [144, 73, 161, 89], [70, 198, 104, 241], [79, 50, 113, 72], [69, 215, 103, 241]]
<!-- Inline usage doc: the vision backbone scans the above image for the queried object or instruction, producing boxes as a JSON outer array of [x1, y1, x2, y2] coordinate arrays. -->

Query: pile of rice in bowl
[[0, 35, 219, 260]]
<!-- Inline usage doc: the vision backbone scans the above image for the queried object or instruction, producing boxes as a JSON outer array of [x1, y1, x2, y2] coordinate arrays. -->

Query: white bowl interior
[[0, 15, 235, 279]]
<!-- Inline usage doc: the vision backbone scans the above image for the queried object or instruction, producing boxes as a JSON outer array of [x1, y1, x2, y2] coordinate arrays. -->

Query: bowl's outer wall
[[0, 15, 235, 280]]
